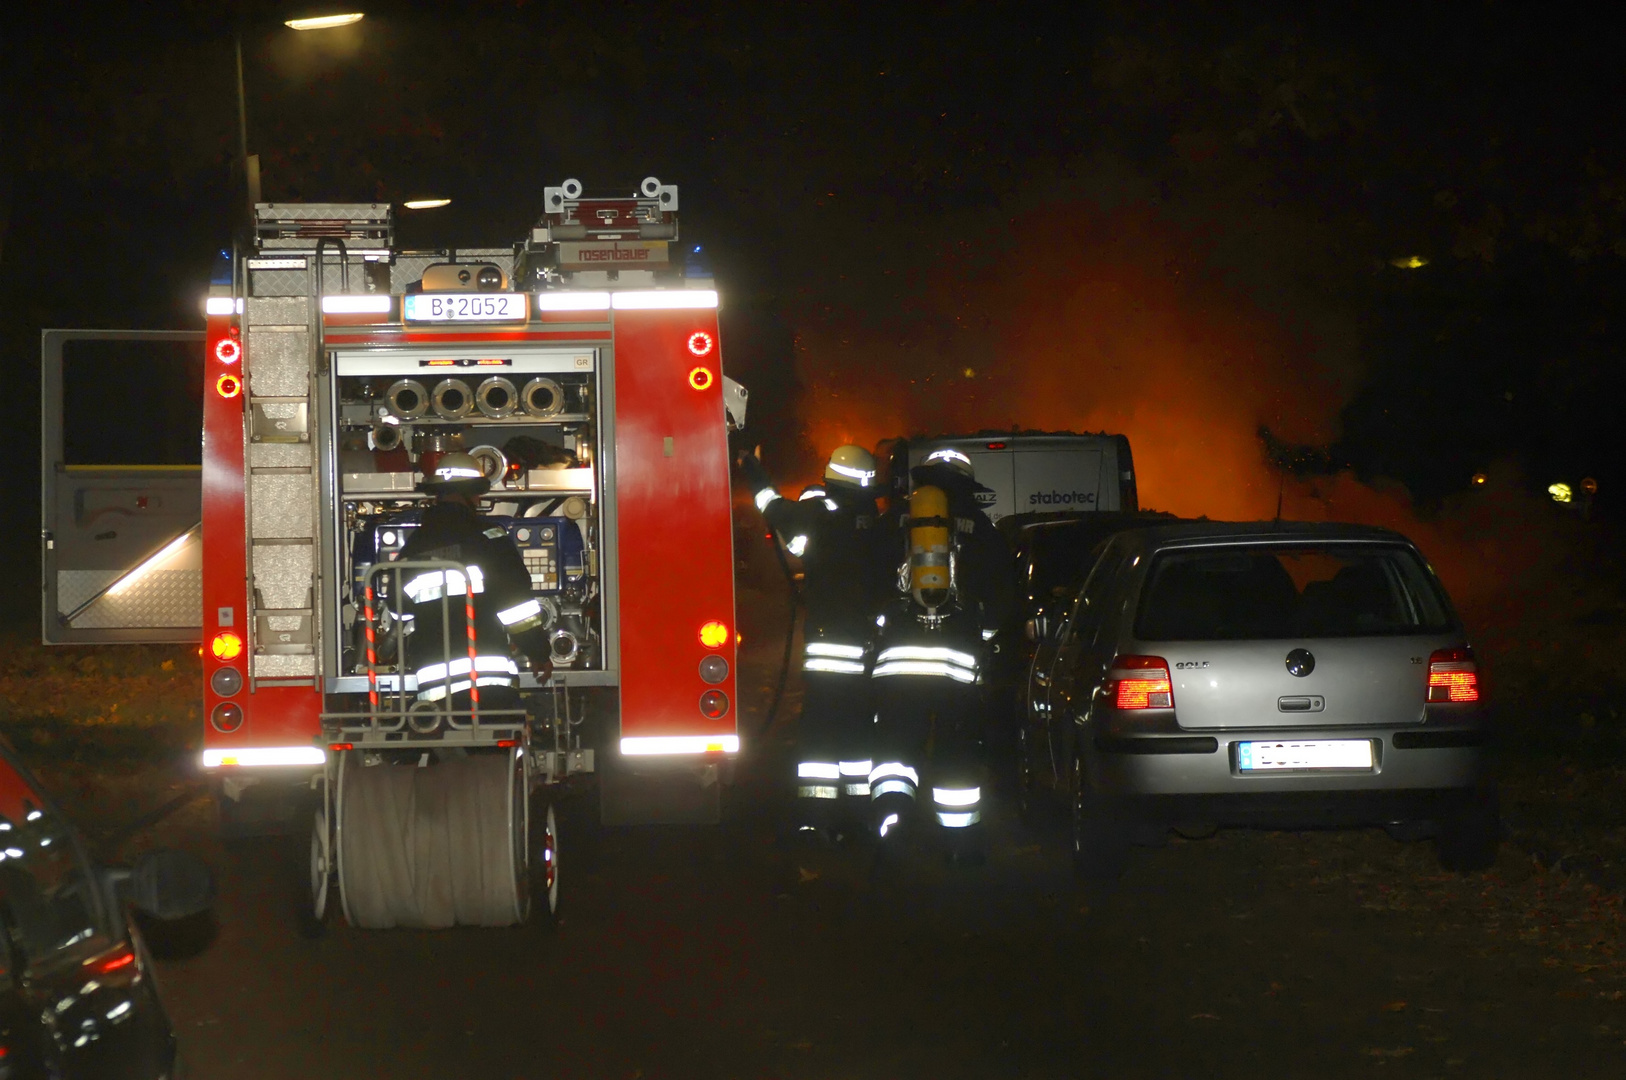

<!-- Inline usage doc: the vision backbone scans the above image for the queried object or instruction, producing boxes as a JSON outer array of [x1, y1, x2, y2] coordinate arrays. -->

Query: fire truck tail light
[[214, 337, 241, 363], [699, 690, 730, 719], [211, 632, 243, 660], [216, 374, 242, 399], [621, 735, 740, 756], [209, 703, 244, 733], [204, 297, 244, 316], [699, 621, 729, 648], [687, 331, 714, 356], [1427, 648, 1480, 703], [202, 746, 326, 768], [1107, 655, 1174, 710], [322, 294, 392, 314], [688, 366, 714, 391], [534, 291, 611, 311], [610, 290, 719, 310]]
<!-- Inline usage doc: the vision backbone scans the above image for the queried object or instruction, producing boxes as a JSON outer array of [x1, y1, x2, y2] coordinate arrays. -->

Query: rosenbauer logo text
[[1028, 490, 1097, 507]]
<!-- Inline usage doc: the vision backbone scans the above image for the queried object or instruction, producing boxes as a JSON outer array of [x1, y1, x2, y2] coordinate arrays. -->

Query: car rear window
[[1134, 544, 1452, 640]]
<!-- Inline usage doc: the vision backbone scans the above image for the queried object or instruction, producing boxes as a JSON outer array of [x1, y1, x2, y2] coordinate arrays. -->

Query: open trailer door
[[40, 329, 205, 644]]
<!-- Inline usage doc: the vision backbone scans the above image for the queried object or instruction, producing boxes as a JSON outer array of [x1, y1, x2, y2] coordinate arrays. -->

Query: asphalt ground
[[120, 590, 1625, 1079]]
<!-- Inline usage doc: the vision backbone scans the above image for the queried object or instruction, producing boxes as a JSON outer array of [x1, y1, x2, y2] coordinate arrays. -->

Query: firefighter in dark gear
[[870, 447, 1016, 847], [396, 452, 553, 710], [742, 444, 892, 834]]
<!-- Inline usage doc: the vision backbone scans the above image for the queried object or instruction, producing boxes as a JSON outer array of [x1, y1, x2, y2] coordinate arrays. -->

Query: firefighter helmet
[[418, 451, 492, 495], [922, 446, 975, 480], [824, 444, 877, 490]]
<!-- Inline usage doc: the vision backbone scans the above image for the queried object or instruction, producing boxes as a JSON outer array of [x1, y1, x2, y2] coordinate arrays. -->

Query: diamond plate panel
[[247, 328, 310, 398], [250, 443, 313, 468], [245, 297, 308, 326], [252, 543, 313, 613], [250, 269, 312, 297], [250, 474, 313, 538], [253, 653, 317, 677], [59, 569, 201, 629]]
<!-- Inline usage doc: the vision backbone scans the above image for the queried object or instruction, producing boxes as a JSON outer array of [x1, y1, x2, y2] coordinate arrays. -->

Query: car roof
[[1117, 520, 1419, 551]]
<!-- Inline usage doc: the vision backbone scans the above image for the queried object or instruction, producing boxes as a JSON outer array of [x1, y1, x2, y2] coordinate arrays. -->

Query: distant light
[[963, 367, 976, 378], [1549, 482, 1573, 504], [403, 198, 451, 210], [1582, 477, 1599, 495], [1389, 255, 1429, 269], [285, 13, 365, 30], [1471, 472, 1488, 486]]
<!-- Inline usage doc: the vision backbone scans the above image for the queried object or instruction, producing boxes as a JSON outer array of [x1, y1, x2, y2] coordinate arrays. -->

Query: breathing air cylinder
[[909, 484, 953, 613]]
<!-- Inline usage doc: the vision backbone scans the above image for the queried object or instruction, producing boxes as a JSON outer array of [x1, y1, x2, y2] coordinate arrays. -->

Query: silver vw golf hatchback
[[1019, 522, 1496, 879]]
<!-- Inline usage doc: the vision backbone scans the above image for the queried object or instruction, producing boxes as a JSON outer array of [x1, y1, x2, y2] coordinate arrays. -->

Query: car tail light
[[1427, 647, 1480, 703], [1108, 655, 1173, 710]]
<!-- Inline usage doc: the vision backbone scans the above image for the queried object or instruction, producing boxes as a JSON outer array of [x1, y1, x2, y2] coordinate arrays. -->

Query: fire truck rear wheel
[[531, 797, 560, 926]]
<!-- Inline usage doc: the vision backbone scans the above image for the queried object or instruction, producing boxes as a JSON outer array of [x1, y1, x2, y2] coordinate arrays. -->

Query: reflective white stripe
[[754, 487, 780, 512], [533, 291, 611, 311], [415, 655, 520, 685], [621, 735, 740, 755], [402, 566, 486, 602], [418, 675, 518, 702], [610, 289, 719, 310], [838, 759, 873, 776], [981, 628, 997, 641], [846, 783, 871, 797], [827, 461, 876, 483], [497, 598, 543, 626], [875, 645, 977, 669], [322, 294, 392, 314], [202, 746, 325, 768], [798, 487, 828, 501], [798, 785, 840, 800], [879, 813, 900, 837], [785, 534, 808, 557], [871, 779, 916, 798], [924, 447, 972, 469], [823, 497, 839, 510], [798, 761, 841, 779], [204, 296, 244, 316], [435, 466, 484, 480], [869, 762, 919, 785], [936, 810, 981, 828], [807, 642, 866, 659], [872, 660, 977, 683], [933, 787, 981, 807], [803, 658, 866, 674]]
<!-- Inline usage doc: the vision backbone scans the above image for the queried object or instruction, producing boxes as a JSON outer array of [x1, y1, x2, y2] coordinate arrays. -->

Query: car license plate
[[403, 293, 528, 323], [1237, 739, 1373, 771]]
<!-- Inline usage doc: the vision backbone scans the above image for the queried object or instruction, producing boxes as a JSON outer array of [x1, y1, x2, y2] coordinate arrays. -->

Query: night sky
[[6, 2, 1625, 556]]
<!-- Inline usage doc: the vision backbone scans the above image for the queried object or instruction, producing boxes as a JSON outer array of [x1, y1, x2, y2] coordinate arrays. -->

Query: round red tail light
[[214, 337, 241, 364], [699, 690, 730, 719], [210, 702, 244, 733], [687, 331, 714, 356], [216, 374, 242, 399]]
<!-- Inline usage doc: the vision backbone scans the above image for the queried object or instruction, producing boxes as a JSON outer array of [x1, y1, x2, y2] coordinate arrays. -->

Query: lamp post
[[233, 12, 366, 217]]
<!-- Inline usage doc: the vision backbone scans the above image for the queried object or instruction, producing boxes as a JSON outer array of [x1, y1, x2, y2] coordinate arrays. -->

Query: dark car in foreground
[[1019, 522, 1497, 879], [0, 743, 212, 1079]]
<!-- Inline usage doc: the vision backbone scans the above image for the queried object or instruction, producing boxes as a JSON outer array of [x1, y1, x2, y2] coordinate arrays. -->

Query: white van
[[879, 432, 1138, 523]]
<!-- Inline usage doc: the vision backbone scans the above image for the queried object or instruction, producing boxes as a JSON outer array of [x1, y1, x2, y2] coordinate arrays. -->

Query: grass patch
[[0, 631, 200, 767]]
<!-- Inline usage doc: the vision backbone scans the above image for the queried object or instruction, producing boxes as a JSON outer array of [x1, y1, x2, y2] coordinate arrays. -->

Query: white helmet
[[922, 446, 975, 480], [418, 451, 492, 495], [824, 444, 878, 490]]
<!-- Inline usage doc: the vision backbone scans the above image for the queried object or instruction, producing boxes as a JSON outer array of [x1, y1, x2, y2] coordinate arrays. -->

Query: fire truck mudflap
[[186, 179, 741, 928]]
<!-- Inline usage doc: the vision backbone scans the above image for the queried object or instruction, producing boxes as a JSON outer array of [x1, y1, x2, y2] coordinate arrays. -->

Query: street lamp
[[234, 12, 367, 214]]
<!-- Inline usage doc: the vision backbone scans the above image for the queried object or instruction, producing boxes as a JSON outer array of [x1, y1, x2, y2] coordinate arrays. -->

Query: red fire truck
[[41, 177, 745, 929]]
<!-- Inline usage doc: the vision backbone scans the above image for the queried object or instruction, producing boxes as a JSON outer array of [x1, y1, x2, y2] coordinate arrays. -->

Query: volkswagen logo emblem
[[1285, 648, 1315, 677]]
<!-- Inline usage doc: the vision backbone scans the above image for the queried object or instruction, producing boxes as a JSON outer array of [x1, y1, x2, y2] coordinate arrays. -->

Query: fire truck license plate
[[403, 293, 528, 322]]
